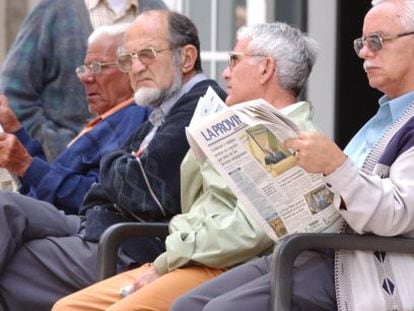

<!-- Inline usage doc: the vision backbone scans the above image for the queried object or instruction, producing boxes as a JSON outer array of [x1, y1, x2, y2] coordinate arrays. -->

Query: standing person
[[0, 9, 224, 311], [0, 24, 150, 213], [0, 0, 167, 160], [52, 21, 319, 311], [172, 0, 414, 310]]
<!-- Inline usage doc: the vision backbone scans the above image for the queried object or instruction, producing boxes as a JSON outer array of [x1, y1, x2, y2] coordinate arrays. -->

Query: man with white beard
[[0, 9, 226, 311]]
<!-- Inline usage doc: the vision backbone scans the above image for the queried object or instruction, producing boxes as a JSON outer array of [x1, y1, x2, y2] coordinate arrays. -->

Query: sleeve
[[82, 105, 194, 220], [21, 155, 99, 215], [14, 127, 46, 160], [19, 130, 101, 214], [153, 161, 273, 274], [326, 146, 414, 236]]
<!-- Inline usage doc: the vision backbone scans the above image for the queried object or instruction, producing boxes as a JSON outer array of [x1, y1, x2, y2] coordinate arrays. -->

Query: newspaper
[[0, 124, 20, 191], [186, 87, 343, 241]]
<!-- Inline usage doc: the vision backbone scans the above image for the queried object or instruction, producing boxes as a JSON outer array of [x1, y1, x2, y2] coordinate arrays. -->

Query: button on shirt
[[344, 90, 414, 168], [85, 0, 138, 29]]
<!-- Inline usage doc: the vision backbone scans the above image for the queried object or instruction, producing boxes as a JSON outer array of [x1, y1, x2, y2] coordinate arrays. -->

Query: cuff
[[152, 252, 169, 275], [14, 128, 31, 144], [21, 157, 51, 187], [324, 157, 359, 193]]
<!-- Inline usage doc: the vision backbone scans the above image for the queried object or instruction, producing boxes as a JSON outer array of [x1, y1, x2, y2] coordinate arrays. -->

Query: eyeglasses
[[353, 31, 414, 55], [76, 61, 116, 79], [227, 51, 263, 71], [117, 47, 173, 73]]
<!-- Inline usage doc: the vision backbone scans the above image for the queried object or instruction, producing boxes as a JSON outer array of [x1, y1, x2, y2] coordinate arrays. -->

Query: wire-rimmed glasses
[[353, 31, 414, 55], [76, 61, 117, 79], [117, 47, 173, 73]]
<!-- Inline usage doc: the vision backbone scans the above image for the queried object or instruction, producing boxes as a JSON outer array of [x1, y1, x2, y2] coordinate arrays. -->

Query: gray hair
[[237, 22, 318, 96], [371, 0, 414, 29], [88, 23, 130, 46]]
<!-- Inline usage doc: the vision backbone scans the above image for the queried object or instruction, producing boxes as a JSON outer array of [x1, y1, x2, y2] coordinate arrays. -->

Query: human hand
[[132, 264, 161, 291], [284, 131, 347, 175], [0, 95, 21, 133], [0, 133, 32, 175]]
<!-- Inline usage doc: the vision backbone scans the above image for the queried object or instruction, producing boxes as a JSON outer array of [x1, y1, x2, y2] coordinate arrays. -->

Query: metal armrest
[[96, 222, 169, 280], [270, 233, 414, 311]]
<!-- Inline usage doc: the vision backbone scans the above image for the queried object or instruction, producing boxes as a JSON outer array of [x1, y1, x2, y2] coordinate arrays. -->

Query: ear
[[180, 44, 198, 74], [259, 57, 276, 84]]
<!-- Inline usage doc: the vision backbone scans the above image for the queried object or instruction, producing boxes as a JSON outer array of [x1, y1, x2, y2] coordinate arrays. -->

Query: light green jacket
[[153, 101, 318, 274]]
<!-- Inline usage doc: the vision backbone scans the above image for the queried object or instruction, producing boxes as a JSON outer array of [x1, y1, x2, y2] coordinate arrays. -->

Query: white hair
[[371, 0, 414, 29], [237, 22, 319, 96], [88, 23, 130, 45]]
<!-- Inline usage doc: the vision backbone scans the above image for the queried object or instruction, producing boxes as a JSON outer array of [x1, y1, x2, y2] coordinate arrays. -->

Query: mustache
[[363, 61, 375, 72]]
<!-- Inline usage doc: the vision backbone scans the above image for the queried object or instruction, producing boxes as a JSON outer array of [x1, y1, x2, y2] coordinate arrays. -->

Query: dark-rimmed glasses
[[76, 61, 117, 79], [354, 31, 414, 55], [227, 51, 264, 71], [117, 47, 173, 73]]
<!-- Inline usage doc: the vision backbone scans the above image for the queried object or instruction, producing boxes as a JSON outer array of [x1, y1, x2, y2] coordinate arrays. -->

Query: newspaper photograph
[[186, 88, 343, 241]]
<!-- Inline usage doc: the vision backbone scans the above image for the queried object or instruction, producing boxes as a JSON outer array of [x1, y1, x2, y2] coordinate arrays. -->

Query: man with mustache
[[170, 0, 414, 310], [53, 21, 319, 311], [0, 9, 225, 311]]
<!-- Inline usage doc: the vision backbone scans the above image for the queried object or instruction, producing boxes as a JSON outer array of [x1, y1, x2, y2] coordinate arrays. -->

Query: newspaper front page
[[186, 88, 343, 241], [0, 124, 20, 191]]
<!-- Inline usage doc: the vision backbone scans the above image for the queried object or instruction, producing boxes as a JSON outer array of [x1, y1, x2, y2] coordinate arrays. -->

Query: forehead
[[125, 12, 169, 50], [233, 38, 251, 52], [363, 2, 405, 35], [85, 37, 117, 61]]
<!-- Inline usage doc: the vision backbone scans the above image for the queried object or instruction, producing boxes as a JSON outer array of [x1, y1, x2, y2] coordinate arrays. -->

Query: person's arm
[[20, 105, 149, 213], [285, 131, 414, 236], [89, 105, 194, 220], [325, 147, 414, 236], [90, 81, 227, 220], [152, 161, 273, 275]]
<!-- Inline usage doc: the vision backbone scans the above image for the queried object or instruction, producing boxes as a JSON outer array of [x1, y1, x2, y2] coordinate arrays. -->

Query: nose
[[357, 44, 375, 59], [130, 56, 146, 74], [222, 65, 231, 80], [80, 72, 95, 84]]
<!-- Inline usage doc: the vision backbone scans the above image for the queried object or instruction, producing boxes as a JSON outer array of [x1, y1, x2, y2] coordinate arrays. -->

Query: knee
[[51, 296, 74, 311], [170, 294, 200, 311], [202, 296, 235, 311]]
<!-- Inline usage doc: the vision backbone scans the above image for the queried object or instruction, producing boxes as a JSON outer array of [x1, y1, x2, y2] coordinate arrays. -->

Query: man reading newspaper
[[53, 22, 324, 311], [172, 1, 414, 310]]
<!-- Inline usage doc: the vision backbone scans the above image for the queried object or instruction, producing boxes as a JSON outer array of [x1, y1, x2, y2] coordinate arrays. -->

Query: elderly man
[[52, 21, 318, 311], [169, 0, 414, 310], [0, 9, 225, 311], [0, 24, 149, 214], [0, 0, 167, 160]]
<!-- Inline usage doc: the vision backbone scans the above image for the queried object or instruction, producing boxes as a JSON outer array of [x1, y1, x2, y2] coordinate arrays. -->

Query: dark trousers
[[171, 250, 337, 311]]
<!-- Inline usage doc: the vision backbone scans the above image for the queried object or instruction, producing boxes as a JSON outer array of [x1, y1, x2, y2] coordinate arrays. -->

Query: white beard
[[134, 87, 162, 107], [134, 64, 183, 107]]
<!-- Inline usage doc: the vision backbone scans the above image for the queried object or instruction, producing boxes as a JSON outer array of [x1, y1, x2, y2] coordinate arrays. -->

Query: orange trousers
[[52, 263, 224, 311]]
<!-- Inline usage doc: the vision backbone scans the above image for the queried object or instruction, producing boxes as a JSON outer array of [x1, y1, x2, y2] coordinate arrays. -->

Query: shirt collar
[[68, 97, 134, 147], [100, 97, 134, 120], [85, 0, 137, 11], [378, 90, 414, 122], [149, 73, 208, 127]]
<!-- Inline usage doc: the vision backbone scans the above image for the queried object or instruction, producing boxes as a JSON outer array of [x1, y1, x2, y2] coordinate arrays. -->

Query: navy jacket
[[19, 103, 150, 214], [81, 80, 227, 245]]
